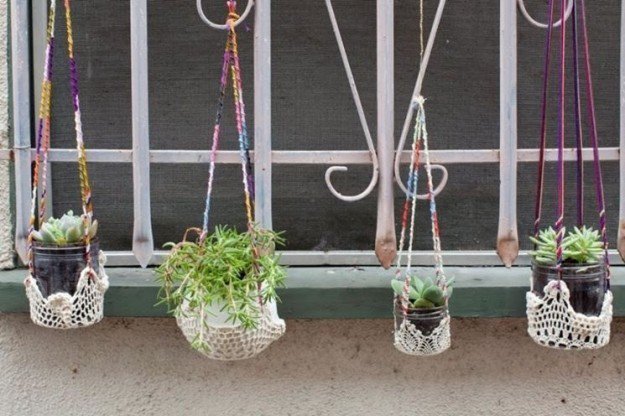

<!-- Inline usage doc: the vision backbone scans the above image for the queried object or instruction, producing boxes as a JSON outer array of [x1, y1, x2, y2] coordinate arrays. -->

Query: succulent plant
[[530, 226, 605, 265], [31, 210, 98, 246], [392, 275, 454, 309]]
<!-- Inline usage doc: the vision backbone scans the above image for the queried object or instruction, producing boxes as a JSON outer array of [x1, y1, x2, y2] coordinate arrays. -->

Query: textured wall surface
[[0, 0, 12, 270], [1, 315, 625, 415]]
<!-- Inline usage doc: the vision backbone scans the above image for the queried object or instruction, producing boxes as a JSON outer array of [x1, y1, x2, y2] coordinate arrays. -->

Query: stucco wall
[[0, 0, 12, 270], [1, 315, 624, 415]]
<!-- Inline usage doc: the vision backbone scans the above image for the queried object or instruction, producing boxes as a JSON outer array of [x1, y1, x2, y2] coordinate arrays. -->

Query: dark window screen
[[48, 0, 620, 253]]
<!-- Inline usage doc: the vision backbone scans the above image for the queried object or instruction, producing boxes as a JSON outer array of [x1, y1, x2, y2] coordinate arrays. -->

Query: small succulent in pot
[[31, 210, 98, 246], [30, 210, 100, 298], [529, 226, 604, 266], [530, 226, 607, 316], [392, 275, 454, 335], [156, 225, 286, 352]]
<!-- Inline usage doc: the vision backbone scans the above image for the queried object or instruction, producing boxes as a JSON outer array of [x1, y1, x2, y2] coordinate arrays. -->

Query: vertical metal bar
[[130, 0, 153, 267], [32, 0, 53, 220], [374, 0, 396, 269], [32, 1, 45, 132], [11, 0, 32, 263], [254, 0, 272, 229], [618, 0, 625, 260], [496, 0, 519, 267]]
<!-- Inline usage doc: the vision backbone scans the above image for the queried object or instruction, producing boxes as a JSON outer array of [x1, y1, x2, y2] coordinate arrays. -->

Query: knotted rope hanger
[[394, 0, 447, 317], [28, 0, 94, 273], [533, 0, 610, 283]]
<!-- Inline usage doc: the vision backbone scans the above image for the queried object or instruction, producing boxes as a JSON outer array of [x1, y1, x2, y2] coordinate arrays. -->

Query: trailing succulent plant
[[156, 225, 286, 349], [392, 275, 454, 309], [31, 210, 98, 246], [530, 226, 605, 265]]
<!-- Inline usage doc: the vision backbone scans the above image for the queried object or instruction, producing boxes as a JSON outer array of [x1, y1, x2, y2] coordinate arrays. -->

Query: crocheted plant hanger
[[393, 0, 450, 357], [24, 0, 109, 329], [175, 1, 285, 361], [526, 0, 612, 350]]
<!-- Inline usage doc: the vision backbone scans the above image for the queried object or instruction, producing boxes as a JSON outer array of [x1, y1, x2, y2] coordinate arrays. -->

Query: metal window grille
[[6, 0, 624, 268]]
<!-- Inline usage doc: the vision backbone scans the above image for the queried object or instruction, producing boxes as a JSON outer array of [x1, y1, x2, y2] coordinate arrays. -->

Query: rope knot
[[411, 95, 426, 109], [227, 1, 239, 23]]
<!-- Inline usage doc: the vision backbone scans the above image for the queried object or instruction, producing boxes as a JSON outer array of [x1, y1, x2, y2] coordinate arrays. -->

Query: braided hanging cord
[[394, 97, 446, 314], [201, 0, 254, 240], [28, 0, 57, 274], [65, 0, 95, 265]]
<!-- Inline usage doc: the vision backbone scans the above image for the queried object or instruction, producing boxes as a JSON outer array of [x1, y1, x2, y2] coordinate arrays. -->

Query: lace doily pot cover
[[394, 315, 451, 356], [176, 298, 286, 361], [24, 251, 109, 329], [526, 279, 612, 350]]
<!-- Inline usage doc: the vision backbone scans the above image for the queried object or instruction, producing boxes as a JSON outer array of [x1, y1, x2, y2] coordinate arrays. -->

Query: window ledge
[[1, 266, 624, 318]]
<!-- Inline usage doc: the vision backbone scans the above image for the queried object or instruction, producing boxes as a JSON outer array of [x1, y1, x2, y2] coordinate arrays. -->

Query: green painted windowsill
[[1, 266, 624, 318]]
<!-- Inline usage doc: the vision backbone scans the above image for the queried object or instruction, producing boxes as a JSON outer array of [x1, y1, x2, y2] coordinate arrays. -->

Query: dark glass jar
[[531, 260, 607, 317], [394, 302, 447, 336], [32, 240, 100, 298]]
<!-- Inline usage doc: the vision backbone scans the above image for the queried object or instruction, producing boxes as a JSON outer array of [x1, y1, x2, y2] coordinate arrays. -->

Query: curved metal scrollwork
[[394, 0, 448, 199], [323, 0, 379, 202], [517, 0, 573, 29], [196, 0, 254, 30]]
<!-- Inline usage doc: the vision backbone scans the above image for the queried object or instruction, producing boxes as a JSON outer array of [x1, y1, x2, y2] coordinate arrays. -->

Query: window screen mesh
[[47, 0, 620, 253]]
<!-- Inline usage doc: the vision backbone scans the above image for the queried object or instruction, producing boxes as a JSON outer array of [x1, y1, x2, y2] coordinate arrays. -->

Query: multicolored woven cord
[[533, 0, 610, 282], [201, 1, 254, 239], [28, 0, 95, 272], [28, 0, 57, 273], [394, 97, 447, 317]]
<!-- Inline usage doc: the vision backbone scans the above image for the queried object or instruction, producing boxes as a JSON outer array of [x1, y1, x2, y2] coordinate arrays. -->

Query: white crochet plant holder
[[176, 297, 285, 361], [526, 279, 612, 350], [394, 314, 451, 356], [24, 251, 109, 329]]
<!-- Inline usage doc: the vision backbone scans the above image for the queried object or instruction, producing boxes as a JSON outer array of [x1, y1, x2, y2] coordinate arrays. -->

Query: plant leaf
[[422, 286, 445, 306], [412, 298, 435, 309], [391, 279, 406, 296]]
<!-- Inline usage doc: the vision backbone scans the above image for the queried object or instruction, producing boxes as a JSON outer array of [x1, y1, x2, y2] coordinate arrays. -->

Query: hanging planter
[[392, 96, 452, 357], [527, 227, 612, 349], [30, 212, 100, 298], [390, 0, 451, 357], [157, 227, 286, 360], [23, 0, 108, 329], [392, 275, 453, 356], [525, 0, 612, 350], [157, 1, 285, 360], [530, 227, 607, 316]]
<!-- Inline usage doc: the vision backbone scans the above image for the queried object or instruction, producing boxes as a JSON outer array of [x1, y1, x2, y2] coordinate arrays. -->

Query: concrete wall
[[1, 315, 624, 415]]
